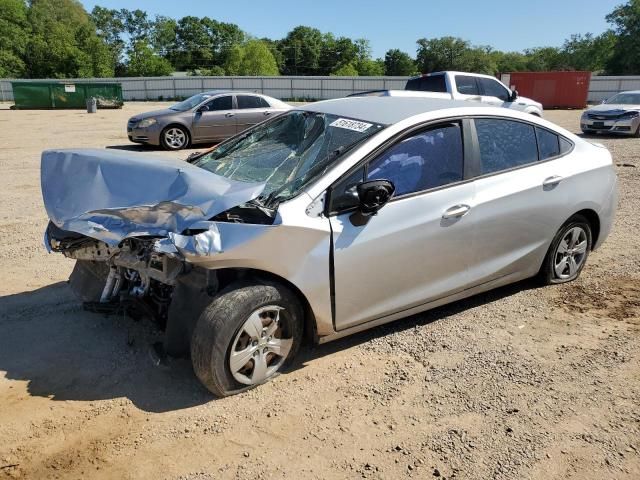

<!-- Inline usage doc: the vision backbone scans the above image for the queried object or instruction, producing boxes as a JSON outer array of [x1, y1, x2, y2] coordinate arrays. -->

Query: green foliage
[[125, 40, 173, 76], [189, 65, 226, 76], [384, 49, 417, 76], [561, 33, 616, 72], [26, 0, 113, 78], [416, 37, 497, 74], [0, 0, 638, 79], [0, 0, 29, 77], [240, 40, 279, 75], [278, 26, 324, 75], [223, 40, 279, 76], [331, 63, 359, 76], [606, 0, 640, 74]]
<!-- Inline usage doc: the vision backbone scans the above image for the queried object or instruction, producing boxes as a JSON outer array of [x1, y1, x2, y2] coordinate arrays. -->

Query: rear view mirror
[[357, 180, 395, 216]]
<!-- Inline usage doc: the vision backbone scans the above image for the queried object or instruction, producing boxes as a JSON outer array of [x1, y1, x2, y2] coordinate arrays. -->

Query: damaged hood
[[41, 149, 266, 245]]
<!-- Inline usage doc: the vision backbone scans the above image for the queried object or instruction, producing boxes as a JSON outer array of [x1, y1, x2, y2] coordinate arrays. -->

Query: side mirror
[[198, 104, 210, 113], [356, 180, 395, 216], [509, 89, 518, 102]]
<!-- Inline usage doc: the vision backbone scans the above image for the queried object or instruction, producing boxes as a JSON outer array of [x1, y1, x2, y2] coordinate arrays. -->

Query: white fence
[[588, 76, 640, 103], [1, 75, 639, 104], [0, 76, 409, 102]]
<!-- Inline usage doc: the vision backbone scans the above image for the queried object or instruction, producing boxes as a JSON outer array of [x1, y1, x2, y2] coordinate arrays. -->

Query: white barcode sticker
[[330, 118, 372, 132]]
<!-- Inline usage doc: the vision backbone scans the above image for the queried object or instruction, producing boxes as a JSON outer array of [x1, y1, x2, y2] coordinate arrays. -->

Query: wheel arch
[[214, 267, 319, 344], [572, 208, 601, 250], [161, 122, 192, 143]]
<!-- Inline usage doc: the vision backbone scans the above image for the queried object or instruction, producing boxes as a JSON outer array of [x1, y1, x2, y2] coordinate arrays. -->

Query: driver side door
[[328, 121, 476, 330], [477, 77, 512, 107], [192, 95, 236, 142]]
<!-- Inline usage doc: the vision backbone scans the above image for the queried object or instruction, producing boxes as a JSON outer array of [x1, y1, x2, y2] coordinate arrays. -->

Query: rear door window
[[455, 75, 480, 96], [475, 119, 538, 174], [237, 95, 264, 109], [405, 75, 447, 93], [478, 78, 510, 101]]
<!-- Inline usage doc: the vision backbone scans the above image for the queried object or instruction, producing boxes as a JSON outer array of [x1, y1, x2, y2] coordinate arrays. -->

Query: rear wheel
[[190, 282, 303, 397], [160, 125, 190, 150], [539, 215, 592, 284]]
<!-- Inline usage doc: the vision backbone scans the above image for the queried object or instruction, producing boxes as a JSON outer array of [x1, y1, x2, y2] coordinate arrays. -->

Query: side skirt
[[317, 270, 531, 344]]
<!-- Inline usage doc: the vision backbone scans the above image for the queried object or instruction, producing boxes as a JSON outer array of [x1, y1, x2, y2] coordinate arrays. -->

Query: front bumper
[[127, 121, 162, 145], [581, 116, 639, 135]]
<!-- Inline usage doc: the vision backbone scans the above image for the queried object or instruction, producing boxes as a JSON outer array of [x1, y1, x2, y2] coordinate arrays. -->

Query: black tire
[[634, 124, 640, 138], [160, 125, 190, 150], [190, 281, 303, 397], [539, 214, 592, 285]]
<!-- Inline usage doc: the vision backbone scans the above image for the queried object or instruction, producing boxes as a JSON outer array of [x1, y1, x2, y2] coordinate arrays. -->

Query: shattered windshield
[[605, 93, 640, 105], [170, 93, 211, 111], [193, 111, 384, 205]]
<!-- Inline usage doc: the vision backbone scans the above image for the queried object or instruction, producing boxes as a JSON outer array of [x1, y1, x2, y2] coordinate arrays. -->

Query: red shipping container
[[504, 71, 592, 109]]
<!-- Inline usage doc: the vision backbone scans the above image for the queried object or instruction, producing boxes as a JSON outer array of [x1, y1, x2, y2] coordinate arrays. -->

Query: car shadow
[[0, 282, 211, 413], [292, 278, 543, 364], [0, 278, 542, 411]]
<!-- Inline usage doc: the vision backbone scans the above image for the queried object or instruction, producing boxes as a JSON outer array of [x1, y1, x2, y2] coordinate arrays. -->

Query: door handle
[[442, 204, 470, 219], [225, 113, 235, 118], [542, 175, 563, 187], [263, 111, 272, 116]]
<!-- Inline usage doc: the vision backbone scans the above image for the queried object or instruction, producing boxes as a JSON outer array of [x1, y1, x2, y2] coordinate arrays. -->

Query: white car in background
[[581, 90, 640, 137], [354, 71, 544, 117]]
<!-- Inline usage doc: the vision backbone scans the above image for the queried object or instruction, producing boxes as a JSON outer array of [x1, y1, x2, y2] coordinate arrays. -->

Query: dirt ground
[[0, 103, 638, 480]]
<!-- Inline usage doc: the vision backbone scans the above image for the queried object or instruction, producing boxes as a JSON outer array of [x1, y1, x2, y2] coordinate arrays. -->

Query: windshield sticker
[[330, 118, 372, 132]]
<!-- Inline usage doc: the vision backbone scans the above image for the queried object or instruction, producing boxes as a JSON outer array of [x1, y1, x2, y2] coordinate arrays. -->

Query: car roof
[[408, 71, 498, 80], [298, 96, 493, 125], [202, 90, 266, 96]]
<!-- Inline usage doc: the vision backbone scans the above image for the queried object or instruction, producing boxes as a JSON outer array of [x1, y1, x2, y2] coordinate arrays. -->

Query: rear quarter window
[[405, 75, 447, 93]]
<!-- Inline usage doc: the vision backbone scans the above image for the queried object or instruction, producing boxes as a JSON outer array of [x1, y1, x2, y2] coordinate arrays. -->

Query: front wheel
[[160, 125, 190, 150], [539, 215, 592, 284], [191, 282, 303, 397]]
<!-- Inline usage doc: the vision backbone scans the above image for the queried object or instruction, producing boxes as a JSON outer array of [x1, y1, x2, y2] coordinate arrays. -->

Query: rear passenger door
[[234, 95, 273, 133], [466, 118, 575, 285]]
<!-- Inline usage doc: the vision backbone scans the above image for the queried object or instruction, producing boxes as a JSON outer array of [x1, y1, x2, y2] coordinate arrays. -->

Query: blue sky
[[80, 0, 620, 58]]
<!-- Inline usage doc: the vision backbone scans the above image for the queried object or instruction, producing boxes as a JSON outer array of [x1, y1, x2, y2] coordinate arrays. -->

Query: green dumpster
[[11, 82, 123, 109]]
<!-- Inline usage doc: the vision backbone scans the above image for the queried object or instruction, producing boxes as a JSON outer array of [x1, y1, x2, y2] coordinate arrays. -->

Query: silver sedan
[[43, 96, 617, 396], [127, 91, 290, 150], [581, 90, 640, 137]]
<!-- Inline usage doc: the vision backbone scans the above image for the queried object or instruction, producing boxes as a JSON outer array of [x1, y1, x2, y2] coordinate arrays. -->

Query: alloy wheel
[[164, 128, 187, 149], [553, 226, 588, 279], [229, 306, 293, 386]]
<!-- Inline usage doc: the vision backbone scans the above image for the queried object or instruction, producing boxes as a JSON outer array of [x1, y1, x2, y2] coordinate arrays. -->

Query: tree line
[[1, 0, 639, 79]]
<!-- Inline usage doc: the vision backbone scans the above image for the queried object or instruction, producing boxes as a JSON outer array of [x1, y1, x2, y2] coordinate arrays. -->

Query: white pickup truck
[[352, 71, 544, 117]]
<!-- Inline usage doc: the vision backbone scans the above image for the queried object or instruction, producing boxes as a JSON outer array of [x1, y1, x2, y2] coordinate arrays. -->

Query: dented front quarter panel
[[159, 193, 335, 336]]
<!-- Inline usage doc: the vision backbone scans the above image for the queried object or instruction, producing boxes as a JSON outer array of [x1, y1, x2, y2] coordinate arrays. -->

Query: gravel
[[0, 106, 638, 479]]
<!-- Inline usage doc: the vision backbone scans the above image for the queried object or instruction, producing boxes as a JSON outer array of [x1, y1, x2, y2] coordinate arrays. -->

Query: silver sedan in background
[[581, 90, 640, 137], [127, 91, 291, 150], [44, 97, 617, 396]]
